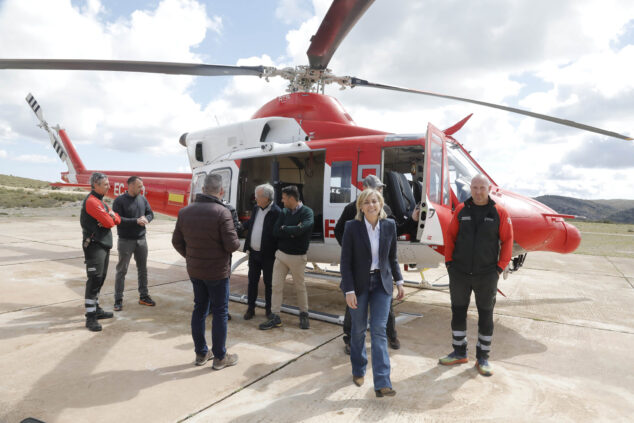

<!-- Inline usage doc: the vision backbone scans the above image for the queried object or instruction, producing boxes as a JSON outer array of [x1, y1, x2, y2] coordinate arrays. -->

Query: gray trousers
[[115, 237, 148, 301]]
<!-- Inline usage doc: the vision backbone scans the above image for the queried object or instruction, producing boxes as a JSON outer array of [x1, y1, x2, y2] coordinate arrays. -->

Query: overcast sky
[[0, 0, 632, 199]]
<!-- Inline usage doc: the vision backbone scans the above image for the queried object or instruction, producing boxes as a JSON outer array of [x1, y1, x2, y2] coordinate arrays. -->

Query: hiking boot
[[344, 343, 351, 355], [438, 351, 468, 366], [85, 313, 102, 332], [475, 358, 493, 376], [139, 295, 156, 306], [95, 306, 113, 319], [212, 353, 238, 370], [113, 300, 122, 312], [195, 351, 213, 366], [243, 308, 255, 320], [389, 337, 401, 350], [259, 313, 282, 330], [299, 311, 310, 330], [375, 387, 396, 397]]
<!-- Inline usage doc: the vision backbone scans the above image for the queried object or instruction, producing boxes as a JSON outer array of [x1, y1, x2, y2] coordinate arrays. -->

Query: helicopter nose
[[550, 221, 581, 254]]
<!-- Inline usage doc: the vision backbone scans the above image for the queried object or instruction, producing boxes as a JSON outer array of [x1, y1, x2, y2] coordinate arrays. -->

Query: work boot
[[85, 313, 102, 332], [243, 308, 255, 320], [139, 295, 156, 306], [438, 351, 468, 366], [299, 311, 310, 330], [212, 353, 239, 370], [375, 387, 396, 397], [475, 358, 493, 376], [95, 306, 113, 319], [389, 337, 401, 350], [259, 313, 282, 330]]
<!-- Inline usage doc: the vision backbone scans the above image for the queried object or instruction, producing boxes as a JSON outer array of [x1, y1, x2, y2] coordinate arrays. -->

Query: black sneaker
[[139, 295, 156, 306], [113, 300, 122, 312], [95, 307, 113, 319], [259, 313, 282, 330], [299, 311, 310, 330], [389, 337, 401, 350], [344, 343, 351, 355], [243, 308, 255, 320]]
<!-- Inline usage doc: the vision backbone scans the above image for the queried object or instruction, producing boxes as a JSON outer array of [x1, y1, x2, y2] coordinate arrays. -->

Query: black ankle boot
[[95, 306, 113, 319], [85, 313, 102, 332]]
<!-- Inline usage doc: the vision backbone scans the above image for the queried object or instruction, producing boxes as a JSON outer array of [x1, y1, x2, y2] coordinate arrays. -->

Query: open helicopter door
[[417, 123, 452, 245]]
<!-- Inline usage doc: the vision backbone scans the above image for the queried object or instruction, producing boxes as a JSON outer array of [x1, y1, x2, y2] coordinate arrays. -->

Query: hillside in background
[[535, 195, 634, 224]]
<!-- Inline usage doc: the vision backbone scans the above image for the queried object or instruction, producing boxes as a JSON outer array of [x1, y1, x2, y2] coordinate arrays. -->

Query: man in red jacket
[[80, 172, 121, 332], [172, 173, 241, 370], [439, 174, 513, 376]]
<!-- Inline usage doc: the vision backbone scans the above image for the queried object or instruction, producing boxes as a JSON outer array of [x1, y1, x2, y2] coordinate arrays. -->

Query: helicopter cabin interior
[[236, 151, 326, 241], [381, 144, 425, 240]]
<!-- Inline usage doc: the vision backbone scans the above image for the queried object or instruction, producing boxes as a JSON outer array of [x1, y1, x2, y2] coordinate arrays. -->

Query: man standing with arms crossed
[[172, 173, 240, 370], [439, 174, 513, 376], [112, 176, 155, 311], [81, 172, 121, 332]]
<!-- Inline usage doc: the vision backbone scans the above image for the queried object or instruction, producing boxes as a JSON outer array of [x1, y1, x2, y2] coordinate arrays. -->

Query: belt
[[370, 269, 380, 275]]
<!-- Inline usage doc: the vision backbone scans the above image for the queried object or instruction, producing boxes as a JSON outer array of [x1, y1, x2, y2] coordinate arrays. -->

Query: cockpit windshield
[[446, 143, 483, 203]]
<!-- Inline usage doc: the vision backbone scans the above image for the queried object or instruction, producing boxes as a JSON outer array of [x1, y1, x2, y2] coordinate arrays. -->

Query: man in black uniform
[[112, 176, 155, 311], [81, 172, 121, 331], [334, 174, 420, 354]]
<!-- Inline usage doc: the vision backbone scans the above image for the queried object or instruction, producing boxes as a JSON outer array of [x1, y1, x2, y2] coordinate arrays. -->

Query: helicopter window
[[191, 172, 206, 202], [330, 161, 352, 203], [209, 167, 232, 203], [447, 144, 481, 203], [195, 142, 203, 162], [428, 133, 444, 204]]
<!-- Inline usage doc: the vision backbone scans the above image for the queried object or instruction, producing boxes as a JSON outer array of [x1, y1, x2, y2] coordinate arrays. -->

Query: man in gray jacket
[[172, 173, 240, 370]]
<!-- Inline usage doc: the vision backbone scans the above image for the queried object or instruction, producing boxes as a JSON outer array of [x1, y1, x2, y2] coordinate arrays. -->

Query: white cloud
[[14, 154, 56, 163], [0, 0, 633, 199], [0, 149, 7, 158]]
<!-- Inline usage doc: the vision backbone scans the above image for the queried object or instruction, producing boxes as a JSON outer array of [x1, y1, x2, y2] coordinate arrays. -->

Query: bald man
[[439, 175, 513, 376]]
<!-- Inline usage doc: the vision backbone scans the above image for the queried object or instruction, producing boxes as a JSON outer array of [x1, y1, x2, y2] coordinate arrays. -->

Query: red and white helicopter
[[4, 0, 631, 278]]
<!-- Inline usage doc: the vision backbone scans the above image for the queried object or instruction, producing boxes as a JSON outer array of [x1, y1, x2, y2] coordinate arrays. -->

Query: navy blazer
[[340, 218, 403, 296], [242, 203, 281, 259]]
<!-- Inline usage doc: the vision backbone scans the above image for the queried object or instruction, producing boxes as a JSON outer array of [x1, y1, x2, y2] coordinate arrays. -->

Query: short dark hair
[[127, 176, 142, 185], [281, 185, 299, 201]]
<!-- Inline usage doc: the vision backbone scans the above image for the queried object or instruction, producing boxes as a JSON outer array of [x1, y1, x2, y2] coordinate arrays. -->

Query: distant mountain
[[534, 195, 634, 223]]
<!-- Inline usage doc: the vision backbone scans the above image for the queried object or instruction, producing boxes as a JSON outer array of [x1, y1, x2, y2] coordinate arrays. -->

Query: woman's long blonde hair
[[355, 189, 387, 221]]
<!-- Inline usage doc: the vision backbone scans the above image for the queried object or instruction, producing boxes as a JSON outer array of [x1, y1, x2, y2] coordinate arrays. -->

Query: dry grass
[[569, 220, 634, 258], [0, 187, 86, 208]]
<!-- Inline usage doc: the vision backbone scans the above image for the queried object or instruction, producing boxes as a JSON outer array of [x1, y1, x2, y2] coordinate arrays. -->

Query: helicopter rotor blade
[[306, 0, 374, 70], [0, 59, 267, 77], [350, 77, 632, 141]]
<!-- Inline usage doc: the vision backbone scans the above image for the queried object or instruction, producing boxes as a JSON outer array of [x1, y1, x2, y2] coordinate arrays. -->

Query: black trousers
[[448, 267, 498, 360], [343, 301, 397, 344], [246, 249, 275, 313], [84, 242, 110, 315]]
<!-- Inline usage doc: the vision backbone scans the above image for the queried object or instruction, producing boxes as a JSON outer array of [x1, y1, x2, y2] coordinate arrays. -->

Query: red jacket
[[80, 191, 121, 249], [444, 197, 513, 274]]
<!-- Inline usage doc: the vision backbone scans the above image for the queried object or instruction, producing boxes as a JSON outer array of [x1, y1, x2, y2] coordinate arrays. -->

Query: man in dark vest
[[112, 176, 155, 311], [242, 183, 281, 320], [439, 174, 513, 376], [80, 172, 121, 332]]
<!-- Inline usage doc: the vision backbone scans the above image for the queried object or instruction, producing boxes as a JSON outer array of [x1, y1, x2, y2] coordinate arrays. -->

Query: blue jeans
[[349, 274, 392, 390], [190, 277, 229, 360]]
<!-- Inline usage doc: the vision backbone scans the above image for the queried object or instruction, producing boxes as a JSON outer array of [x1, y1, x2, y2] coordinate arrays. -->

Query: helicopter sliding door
[[418, 123, 453, 246]]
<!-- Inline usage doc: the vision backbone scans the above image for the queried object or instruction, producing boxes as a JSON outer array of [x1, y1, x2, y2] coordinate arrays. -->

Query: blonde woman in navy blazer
[[340, 189, 405, 397]]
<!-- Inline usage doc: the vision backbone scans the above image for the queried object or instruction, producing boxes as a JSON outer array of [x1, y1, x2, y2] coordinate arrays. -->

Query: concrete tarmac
[[0, 215, 633, 422]]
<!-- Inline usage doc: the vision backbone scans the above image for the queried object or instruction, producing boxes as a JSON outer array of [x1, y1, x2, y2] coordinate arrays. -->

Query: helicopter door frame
[[418, 123, 451, 245]]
